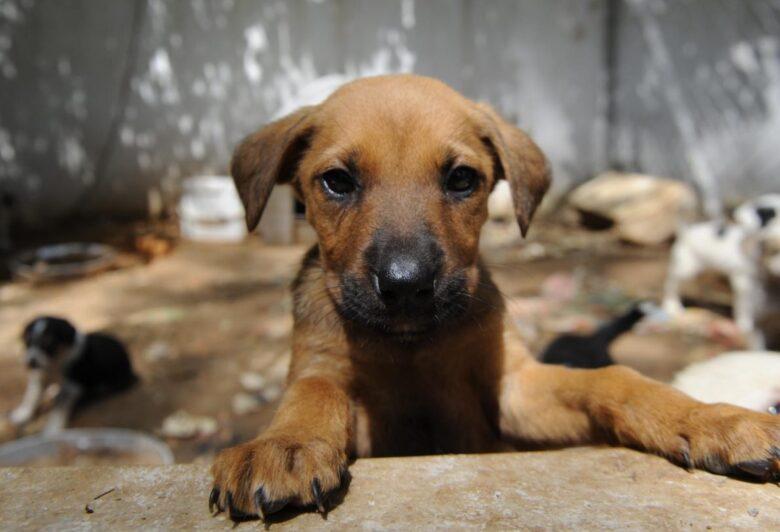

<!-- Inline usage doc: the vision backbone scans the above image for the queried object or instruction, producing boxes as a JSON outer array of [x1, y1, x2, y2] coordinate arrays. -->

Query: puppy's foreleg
[[730, 272, 765, 349], [43, 381, 81, 435], [500, 361, 780, 480], [662, 246, 697, 315], [9, 369, 45, 426], [210, 375, 352, 519]]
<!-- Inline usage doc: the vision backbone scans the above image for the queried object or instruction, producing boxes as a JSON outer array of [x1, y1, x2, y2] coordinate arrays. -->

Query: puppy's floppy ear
[[231, 106, 316, 230], [473, 103, 551, 236]]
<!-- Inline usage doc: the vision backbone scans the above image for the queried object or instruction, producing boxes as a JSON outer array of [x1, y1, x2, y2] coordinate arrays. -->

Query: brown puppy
[[211, 75, 780, 521]]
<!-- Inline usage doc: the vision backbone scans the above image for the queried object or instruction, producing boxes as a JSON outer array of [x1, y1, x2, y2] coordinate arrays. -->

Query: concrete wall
[[0, 0, 777, 228], [614, 0, 780, 216]]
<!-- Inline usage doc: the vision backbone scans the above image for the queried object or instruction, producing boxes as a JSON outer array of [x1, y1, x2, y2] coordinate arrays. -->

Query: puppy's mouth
[[334, 272, 471, 342]]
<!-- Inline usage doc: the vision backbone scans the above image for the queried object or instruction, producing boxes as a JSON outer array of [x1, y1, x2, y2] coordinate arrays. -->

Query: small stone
[[144, 341, 174, 362], [748, 508, 759, 517], [261, 384, 283, 402], [160, 410, 218, 439], [240, 372, 266, 392], [232, 393, 262, 416]]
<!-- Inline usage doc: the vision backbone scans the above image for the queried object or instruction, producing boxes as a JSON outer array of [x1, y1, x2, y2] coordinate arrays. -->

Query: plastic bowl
[[9, 242, 117, 282], [0, 428, 174, 467]]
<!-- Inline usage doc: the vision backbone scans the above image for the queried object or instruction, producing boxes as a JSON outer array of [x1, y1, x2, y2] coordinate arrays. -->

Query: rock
[[144, 341, 175, 362], [159, 410, 218, 439], [569, 172, 697, 245], [3, 448, 780, 529], [260, 383, 283, 402], [540, 272, 579, 302], [231, 393, 262, 416], [239, 372, 266, 392]]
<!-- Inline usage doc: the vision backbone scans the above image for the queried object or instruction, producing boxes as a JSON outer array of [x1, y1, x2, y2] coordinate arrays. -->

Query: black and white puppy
[[663, 194, 780, 349], [540, 301, 662, 369], [8, 316, 137, 434]]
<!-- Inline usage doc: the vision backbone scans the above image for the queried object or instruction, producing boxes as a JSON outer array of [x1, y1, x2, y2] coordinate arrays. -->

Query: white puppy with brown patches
[[662, 194, 780, 349]]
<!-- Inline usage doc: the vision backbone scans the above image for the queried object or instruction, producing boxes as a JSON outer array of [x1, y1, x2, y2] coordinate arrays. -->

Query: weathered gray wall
[[614, 0, 780, 215], [0, 0, 777, 228]]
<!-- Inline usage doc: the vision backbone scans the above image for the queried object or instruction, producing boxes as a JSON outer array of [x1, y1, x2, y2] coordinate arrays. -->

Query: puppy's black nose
[[373, 255, 437, 309], [27, 358, 40, 369]]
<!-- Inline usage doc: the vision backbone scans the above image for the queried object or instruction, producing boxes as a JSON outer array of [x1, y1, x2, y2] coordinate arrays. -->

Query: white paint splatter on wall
[[243, 24, 267, 83], [401, 0, 415, 30], [57, 136, 87, 177], [135, 48, 180, 105]]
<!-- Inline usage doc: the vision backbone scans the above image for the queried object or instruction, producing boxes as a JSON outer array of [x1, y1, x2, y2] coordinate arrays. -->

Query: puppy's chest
[[350, 364, 502, 457]]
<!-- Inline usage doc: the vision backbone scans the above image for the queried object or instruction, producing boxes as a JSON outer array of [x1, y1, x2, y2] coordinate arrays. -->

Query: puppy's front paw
[[677, 404, 780, 481], [210, 435, 349, 521]]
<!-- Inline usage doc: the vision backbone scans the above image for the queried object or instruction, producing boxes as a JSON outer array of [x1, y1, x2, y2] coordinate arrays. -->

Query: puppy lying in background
[[673, 351, 780, 415], [9, 316, 137, 434], [663, 194, 780, 348], [540, 301, 661, 369]]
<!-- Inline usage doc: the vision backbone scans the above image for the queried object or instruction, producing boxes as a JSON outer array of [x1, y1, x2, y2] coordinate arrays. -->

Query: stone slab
[[1, 447, 779, 530]]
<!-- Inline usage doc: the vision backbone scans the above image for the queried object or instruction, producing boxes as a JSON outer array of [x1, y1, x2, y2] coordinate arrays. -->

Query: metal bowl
[[0, 428, 174, 467], [9, 242, 117, 282]]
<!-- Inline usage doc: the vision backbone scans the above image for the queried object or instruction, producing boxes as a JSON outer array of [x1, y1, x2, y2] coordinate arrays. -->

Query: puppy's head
[[233, 75, 550, 341], [22, 316, 77, 370]]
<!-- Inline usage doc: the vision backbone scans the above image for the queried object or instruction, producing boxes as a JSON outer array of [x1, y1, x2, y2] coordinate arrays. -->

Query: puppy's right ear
[[231, 107, 316, 230]]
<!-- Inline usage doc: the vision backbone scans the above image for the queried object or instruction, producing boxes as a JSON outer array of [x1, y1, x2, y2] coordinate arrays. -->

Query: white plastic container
[[179, 176, 247, 242], [0, 428, 174, 467]]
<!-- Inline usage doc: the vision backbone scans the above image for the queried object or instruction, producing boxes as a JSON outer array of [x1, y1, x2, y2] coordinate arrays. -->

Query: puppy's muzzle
[[366, 231, 444, 316], [24, 347, 49, 370], [371, 253, 438, 312]]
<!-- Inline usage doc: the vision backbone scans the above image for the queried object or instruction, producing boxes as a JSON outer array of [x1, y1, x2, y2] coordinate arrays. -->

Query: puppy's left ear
[[231, 106, 316, 231], [474, 103, 551, 236]]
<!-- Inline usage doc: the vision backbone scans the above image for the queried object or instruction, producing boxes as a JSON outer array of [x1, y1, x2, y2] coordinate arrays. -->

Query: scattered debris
[[127, 307, 187, 326], [569, 172, 697, 245], [85, 487, 116, 514], [240, 372, 266, 392], [516, 241, 547, 261], [134, 233, 174, 261], [144, 341, 176, 362], [540, 272, 579, 302], [160, 410, 218, 439], [232, 392, 263, 416], [662, 308, 746, 347], [261, 383, 283, 402], [260, 315, 293, 340]]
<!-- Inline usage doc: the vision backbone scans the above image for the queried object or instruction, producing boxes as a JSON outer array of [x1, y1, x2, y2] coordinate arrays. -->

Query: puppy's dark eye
[[445, 166, 479, 197], [320, 169, 357, 198]]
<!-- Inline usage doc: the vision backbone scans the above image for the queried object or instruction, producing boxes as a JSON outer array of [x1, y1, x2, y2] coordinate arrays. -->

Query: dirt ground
[[0, 217, 762, 463]]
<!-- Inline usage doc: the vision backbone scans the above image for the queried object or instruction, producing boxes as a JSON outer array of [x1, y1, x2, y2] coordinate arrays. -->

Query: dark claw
[[680, 449, 693, 471], [339, 465, 350, 485], [255, 486, 290, 520], [736, 460, 771, 480], [254, 487, 267, 521], [226, 491, 253, 522], [209, 487, 221, 514], [311, 478, 326, 514]]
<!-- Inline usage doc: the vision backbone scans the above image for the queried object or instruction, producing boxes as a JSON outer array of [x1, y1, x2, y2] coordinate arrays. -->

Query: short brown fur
[[212, 75, 780, 520]]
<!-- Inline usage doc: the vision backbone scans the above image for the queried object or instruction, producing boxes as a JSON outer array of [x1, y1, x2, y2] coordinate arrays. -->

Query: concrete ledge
[[1, 447, 778, 530]]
